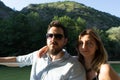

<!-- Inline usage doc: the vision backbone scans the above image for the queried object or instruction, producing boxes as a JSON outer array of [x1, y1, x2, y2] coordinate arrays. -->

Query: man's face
[[46, 27, 67, 55]]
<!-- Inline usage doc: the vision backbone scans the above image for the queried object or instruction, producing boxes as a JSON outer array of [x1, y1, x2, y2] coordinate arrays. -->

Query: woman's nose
[[82, 44, 87, 49]]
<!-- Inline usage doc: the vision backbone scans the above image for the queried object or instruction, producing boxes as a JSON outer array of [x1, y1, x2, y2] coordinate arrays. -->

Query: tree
[[107, 26, 120, 41], [106, 26, 120, 60]]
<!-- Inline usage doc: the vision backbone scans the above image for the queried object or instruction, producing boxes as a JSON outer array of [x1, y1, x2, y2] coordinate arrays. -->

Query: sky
[[1, 0, 120, 18]]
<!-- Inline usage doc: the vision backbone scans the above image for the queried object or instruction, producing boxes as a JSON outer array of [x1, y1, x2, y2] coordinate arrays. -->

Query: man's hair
[[47, 20, 68, 38]]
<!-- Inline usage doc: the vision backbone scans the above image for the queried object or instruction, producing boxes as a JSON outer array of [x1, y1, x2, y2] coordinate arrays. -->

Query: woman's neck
[[84, 56, 93, 69]]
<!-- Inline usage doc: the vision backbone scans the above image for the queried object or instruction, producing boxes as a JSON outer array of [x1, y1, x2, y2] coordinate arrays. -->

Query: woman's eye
[[87, 41, 94, 47], [79, 42, 83, 45]]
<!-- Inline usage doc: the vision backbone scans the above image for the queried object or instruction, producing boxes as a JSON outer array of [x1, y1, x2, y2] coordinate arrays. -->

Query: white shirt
[[16, 50, 86, 80]]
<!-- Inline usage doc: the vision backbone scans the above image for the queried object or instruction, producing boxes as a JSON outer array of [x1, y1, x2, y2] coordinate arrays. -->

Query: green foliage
[[22, 1, 120, 30], [0, 13, 30, 56], [106, 27, 120, 60], [107, 26, 120, 41], [0, 12, 47, 56]]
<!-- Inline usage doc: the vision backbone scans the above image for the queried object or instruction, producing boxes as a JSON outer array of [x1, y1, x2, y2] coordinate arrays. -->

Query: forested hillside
[[22, 1, 120, 29], [0, 1, 120, 60], [0, 1, 14, 19]]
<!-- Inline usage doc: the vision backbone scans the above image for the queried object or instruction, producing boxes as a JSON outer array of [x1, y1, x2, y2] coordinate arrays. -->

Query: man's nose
[[51, 36, 56, 40]]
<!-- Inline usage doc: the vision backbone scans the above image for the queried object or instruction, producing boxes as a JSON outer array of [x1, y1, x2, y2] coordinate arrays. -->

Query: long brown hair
[[76, 29, 108, 72]]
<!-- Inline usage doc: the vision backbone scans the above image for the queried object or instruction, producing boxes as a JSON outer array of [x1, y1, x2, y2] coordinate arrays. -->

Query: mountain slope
[[0, 1, 14, 19], [21, 1, 120, 29]]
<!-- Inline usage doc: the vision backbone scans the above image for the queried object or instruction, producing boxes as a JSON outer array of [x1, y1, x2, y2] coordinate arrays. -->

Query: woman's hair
[[76, 28, 108, 72]]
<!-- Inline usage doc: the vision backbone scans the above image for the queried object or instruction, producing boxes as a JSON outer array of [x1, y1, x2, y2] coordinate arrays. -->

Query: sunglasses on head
[[46, 33, 64, 40]]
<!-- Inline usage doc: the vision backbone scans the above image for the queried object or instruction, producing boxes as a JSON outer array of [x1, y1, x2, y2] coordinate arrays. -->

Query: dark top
[[93, 74, 98, 80]]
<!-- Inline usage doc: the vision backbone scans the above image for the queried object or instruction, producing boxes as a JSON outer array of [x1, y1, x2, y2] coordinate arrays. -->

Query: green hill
[[0, 1, 14, 19], [21, 1, 120, 29]]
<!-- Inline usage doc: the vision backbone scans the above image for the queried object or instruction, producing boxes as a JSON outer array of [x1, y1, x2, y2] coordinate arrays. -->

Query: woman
[[76, 29, 120, 80], [38, 29, 120, 80]]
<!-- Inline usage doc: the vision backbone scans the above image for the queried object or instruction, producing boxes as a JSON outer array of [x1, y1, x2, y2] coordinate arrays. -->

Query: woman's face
[[78, 34, 98, 57]]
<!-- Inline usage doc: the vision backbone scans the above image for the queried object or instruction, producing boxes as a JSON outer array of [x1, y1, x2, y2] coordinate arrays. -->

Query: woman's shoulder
[[100, 63, 111, 72], [100, 63, 116, 76], [99, 63, 120, 80]]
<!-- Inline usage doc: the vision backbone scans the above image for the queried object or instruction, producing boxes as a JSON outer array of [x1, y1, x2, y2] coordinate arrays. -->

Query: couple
[[0, 20, 119, 80]]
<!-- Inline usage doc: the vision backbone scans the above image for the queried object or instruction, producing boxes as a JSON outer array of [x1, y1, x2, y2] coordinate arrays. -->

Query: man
[[0, 20, 86, 80]]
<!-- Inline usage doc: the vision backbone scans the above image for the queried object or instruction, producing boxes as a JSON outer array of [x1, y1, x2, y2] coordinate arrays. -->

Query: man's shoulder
[[66, 54, 80, 64]]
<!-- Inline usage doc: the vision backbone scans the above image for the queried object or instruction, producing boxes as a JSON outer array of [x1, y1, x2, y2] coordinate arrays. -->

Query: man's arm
[[0, 56, 19, 67], [0, 56, 16, 62]]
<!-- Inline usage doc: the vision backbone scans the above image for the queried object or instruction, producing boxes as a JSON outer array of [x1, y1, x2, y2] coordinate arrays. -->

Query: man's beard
[[48, 48, 62, 55]]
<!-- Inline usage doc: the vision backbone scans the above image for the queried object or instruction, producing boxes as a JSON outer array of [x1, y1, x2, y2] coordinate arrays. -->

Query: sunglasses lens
[[54, 34, 63, 39], [46, 34, 53, 38], [46, 33, 63, 40]]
